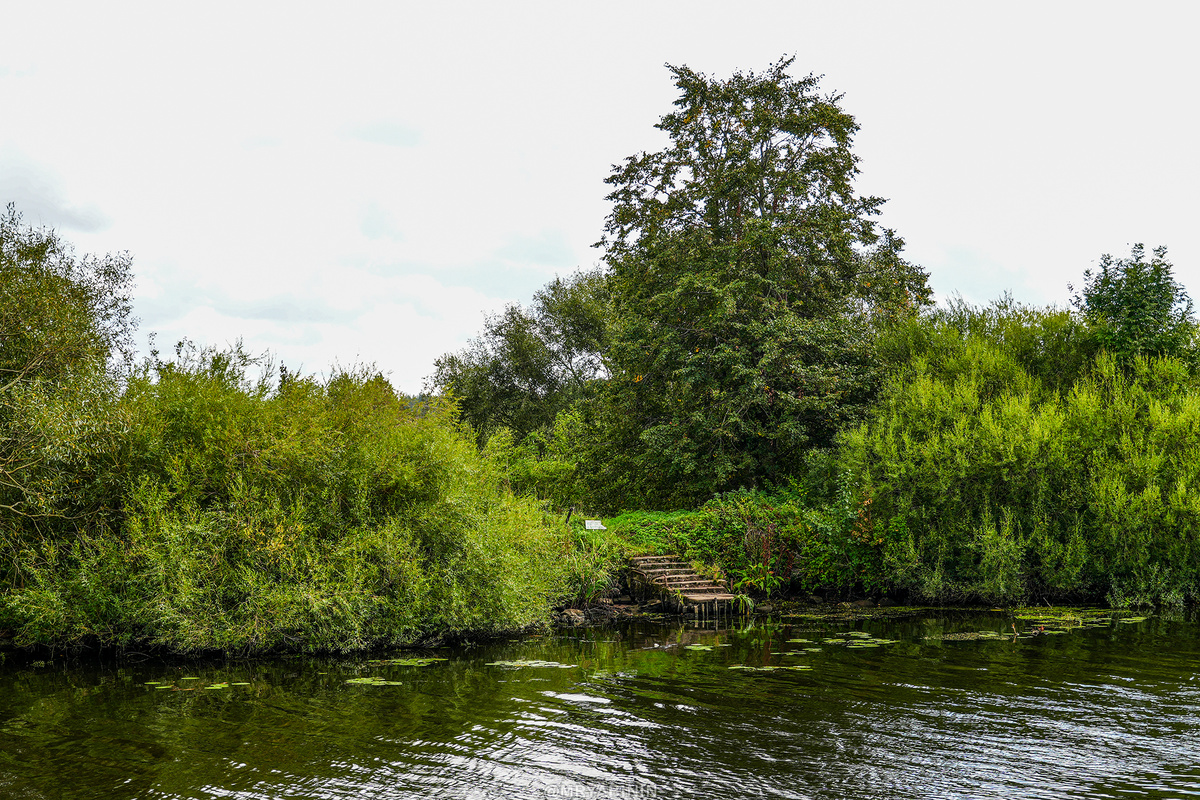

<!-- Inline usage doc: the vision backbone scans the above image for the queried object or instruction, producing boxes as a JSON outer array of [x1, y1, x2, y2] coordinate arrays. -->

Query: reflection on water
[[2, 611, 1199, 799]]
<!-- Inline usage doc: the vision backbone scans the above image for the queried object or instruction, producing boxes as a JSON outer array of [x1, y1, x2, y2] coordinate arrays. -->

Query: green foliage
[[1, 339, 588, 651], [605, 508, 699, 553], [1072, 243, 1195, 363], [482, 408, 586, 511], [0, 214, 622, 652], [429, 268, 609, 444], [0, 205, 134, 525], [607, 485, 852, 598], [595, 58, 930, 508], [880, 294, 1095, 394], [841, 303, 1200, 606], [0, 203, 136, 388], [560, 519, 627, 605]]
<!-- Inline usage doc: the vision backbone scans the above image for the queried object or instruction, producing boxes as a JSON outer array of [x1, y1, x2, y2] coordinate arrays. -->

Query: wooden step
[[654, 577, 724, 587], [682, 592, 738, 603], [627, 553, 739, 613]]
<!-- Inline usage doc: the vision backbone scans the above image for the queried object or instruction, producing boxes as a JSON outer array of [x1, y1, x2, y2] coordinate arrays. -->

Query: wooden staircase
[[628, 554, 737, 612]]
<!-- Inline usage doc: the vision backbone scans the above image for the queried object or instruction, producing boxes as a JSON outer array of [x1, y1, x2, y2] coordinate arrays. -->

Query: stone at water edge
[[585, 605, 618, 622], [557, 609, 586, 626], [878, 597, 898, 608]]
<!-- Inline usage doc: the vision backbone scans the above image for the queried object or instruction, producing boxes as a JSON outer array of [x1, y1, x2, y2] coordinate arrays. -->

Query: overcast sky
[[3, 2, 1197, 392]]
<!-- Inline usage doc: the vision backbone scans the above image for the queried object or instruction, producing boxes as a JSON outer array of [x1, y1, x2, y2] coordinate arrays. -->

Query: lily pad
[[485, 660, 574, 668], [346, 677, 403, 686], [205, 683, 229, 690], [365, 657, 448, 667]]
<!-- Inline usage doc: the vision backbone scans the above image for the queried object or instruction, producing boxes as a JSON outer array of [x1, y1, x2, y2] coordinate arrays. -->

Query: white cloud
[[2, 1, 1197, 391], [0, 148, 110, 232]]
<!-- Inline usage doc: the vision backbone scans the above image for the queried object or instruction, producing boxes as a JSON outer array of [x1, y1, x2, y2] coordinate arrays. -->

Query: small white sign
[[584, 520, 607, 531]]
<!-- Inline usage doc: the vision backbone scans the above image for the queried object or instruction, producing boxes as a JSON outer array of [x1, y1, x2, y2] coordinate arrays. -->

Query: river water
[[1, 610, 1198, 800]]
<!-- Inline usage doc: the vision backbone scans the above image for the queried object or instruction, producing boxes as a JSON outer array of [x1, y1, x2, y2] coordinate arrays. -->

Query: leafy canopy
[[1071, 243, 1195, 362], [594, 58, 929, 508], [0, 204, 136, 519], [429, 268, 608, 443], [0, 203, 136, 390]]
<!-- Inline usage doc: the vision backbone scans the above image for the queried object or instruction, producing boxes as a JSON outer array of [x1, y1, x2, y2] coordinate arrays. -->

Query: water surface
[[2, 611, 1198, 799]]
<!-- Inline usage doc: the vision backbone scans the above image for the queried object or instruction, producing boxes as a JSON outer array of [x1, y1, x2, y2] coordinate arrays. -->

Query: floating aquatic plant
[[485, 660, 574, 668], [816, 632, 899, 648], [345, 676, 403, 686], [365, 657, 448, 667]]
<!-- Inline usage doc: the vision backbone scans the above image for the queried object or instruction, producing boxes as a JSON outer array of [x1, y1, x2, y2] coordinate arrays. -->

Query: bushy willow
[[843, 303, 1200, 606], [4, 347, 578, 651], [1, 209, 587, 652], [1, 204, 134, 554]]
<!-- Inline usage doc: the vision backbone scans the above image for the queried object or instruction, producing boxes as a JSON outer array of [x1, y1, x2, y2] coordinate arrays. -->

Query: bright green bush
[[605, 486, 858, 599], [842, 305, 1200, 606], [1, 343, 581, 652]]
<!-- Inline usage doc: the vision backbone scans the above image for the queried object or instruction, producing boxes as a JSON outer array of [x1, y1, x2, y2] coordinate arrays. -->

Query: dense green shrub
[[605, 485, 864, 599], [1, 343, 581, 651], [842, 306, 1200, 606]]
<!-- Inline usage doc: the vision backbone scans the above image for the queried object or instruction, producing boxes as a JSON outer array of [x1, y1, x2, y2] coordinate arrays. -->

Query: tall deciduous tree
[[594, 58, 929, 507], [429, 267, 609, 442]]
